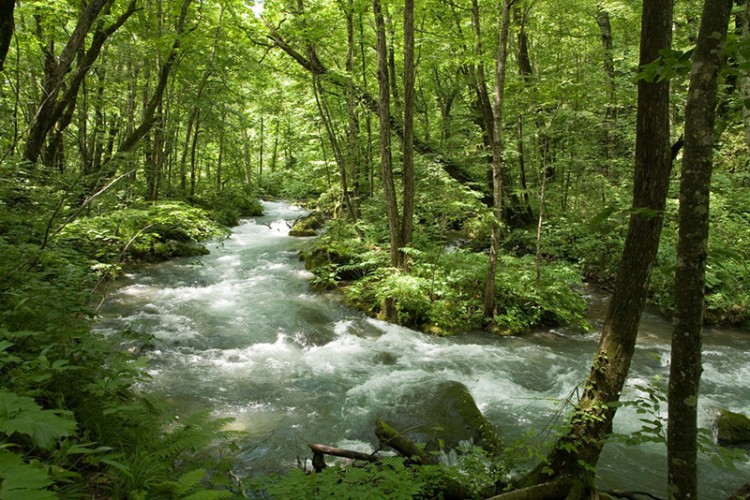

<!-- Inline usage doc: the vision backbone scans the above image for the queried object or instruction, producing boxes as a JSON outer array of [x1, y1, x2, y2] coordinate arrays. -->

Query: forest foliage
[[1, 0, 749, 496]]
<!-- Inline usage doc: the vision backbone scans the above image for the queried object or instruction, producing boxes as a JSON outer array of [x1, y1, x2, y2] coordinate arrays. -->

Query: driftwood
[[307, 443, 380, 472]]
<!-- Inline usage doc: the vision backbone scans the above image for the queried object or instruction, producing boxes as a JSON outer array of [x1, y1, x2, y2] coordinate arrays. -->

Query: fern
[[158, 410, 236, 461]]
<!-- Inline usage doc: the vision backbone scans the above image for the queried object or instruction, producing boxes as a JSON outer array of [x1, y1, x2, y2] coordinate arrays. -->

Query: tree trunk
[[520, 0, 673, 492], [312, 75, 357, 221], [189, 112, 200, 202], [261, 15, 479, 195], [400, 0, 415, 257], [739, 1, 750, 155], [114, 0, 192, 159], [373, 0, 403, 270], [0, 0, 16, 72], [23, 0, 136, 165], [668, 1, 732, 498], [596, 5, 617, 161], [483, 0, 512, 318], [345, 0, 361, 218]]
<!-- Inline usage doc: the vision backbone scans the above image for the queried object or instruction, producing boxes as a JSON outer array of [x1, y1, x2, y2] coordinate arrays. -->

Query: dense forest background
[[1, 0, 749, 497]]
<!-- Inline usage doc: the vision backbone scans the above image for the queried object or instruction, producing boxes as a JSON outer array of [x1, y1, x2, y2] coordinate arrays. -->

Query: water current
[[94, 201, 750, 498]]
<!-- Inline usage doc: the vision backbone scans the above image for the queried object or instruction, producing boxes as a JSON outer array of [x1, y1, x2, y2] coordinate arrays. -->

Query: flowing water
[[95, 201, 750, 498]]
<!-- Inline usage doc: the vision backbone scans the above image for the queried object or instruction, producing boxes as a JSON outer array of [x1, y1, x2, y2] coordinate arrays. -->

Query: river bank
[[94, 201, 750, 498]]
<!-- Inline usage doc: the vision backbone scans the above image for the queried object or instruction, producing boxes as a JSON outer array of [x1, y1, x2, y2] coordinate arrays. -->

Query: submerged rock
[[717, 409, 750, 445]]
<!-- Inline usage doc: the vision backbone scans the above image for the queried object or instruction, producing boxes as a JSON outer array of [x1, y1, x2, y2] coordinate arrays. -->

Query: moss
[[717, 409, 750, 445], [289, 228, 317, 237], [289, 211, 326, 237]]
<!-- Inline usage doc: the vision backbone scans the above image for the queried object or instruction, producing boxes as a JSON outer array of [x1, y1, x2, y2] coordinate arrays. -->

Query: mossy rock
[[289, 228, 317, 237], [289, 211, 325, 237], [717, 410, 750, 445], [380, 380, 503, 455]]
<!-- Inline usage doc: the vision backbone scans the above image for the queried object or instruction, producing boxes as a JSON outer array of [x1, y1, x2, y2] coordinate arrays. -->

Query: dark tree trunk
[[518, 0, 674, 494], [114, 0, 192, 159], [24, 0, 136, 165], [373, 0, 403, 271], [400, 0, 415, 256], [0, 0, 16, 72], [668, 1, 732, 497]]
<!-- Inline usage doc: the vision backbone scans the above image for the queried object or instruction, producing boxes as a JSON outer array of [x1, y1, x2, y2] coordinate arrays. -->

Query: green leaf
[[0, 450, 57, 500], [175, 469, 206, 495], [180, 491, 233, 500], [0, 390, 77, 450]]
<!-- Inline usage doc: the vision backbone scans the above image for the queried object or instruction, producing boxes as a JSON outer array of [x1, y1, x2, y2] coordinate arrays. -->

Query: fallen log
[[307, 443, 380, 472]]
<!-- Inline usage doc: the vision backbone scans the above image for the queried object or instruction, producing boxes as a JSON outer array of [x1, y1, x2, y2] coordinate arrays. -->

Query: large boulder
[[717, 409, 750, 445], [378, 380, 503, 455]]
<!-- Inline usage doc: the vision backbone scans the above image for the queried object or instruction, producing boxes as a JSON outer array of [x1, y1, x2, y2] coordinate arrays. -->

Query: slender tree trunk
[[189, 112, 200, 202], [739, 1, 750, 155], [668, 2, 732, 498], [360, 10, 374, 198], [24, 0, 136, 165], [373, 0, 403, 271], [217, 111, 225, 191], [596, 5, 618, 161], [483, 0, 512, 319], [114, 0, 192, 159], [513, 5, 535, 221], [519, 0, 673, 493], [313, 75, 356, 220], [401, 0, 415, 257], [259, 115, 264, 181], [386, 12, 400, 109], [516, 117, 532, 220], [345, 0, 361, 218], [270, 118, 280, 172]]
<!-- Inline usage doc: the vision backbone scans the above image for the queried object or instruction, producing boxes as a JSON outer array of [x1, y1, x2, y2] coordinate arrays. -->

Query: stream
[[94, 201, 750, 498]]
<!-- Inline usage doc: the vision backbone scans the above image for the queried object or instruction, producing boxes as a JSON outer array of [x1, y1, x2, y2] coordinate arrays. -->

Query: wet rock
[[717, 409, 750, 445], [289, 211, 325, 237], [380, 380, 503, 455]]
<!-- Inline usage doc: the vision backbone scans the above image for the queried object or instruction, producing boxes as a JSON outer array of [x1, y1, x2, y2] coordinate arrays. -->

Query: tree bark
[[668, 1, 732, 498], [23, 0, 135, 165], [483, 0, 512, 318], [114, 0, 193, 158], [596, 5, 617, 160], [401, 0, 415, 258], [345, 0, 361, 218], [0, 0, 15, 72], [259, 15, 479, 193], [520, 0, 673, 492], [373, 0, 403, 270], [739, 1, 750, 154]]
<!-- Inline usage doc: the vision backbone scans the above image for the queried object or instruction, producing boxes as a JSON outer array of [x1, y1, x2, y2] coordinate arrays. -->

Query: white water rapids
[[94, 201, 750, 498]]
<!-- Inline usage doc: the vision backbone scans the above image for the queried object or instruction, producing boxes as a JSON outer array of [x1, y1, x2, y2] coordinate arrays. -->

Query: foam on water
[[94, 201, 750, 494]]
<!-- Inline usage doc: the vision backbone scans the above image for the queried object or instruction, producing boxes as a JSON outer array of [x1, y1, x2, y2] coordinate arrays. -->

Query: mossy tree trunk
[[668, 1, 732, 497], [517, 0, 673, 494], [373, 0, 403, 271]]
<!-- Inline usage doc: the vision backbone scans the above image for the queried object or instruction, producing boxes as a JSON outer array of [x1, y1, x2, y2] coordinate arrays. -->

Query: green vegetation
[[1, 0, 749, 496], [0, 170, 244, 498]]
